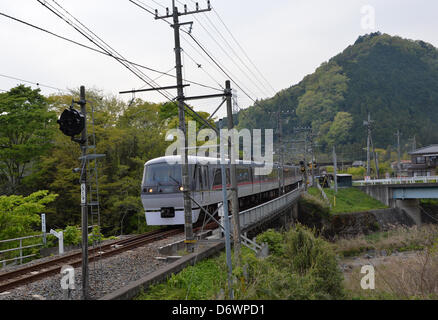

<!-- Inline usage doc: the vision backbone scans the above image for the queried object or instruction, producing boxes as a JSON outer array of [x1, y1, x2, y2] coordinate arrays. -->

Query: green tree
[[0, 85, 56, 194], [0, 190, 57, 240], [326, 112, 354, 146]]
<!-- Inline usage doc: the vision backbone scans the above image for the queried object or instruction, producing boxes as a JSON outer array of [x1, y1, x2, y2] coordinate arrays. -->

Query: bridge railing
[[353, 176, 438, 186], [237, 187, 303, 231]]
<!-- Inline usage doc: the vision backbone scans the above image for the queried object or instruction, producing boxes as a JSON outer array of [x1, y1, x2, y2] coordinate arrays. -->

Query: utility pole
[[294, 126, 312, 190], [225, 80, 241, 266], [363, 113, 374, 178], [333, 145, 338, 193], [78, 86, 89, 300], [310, 134, 316, 187], [219, 119, 234, 299], [304, 134, 308, 190], [395, 130, 401, 177], [155, 1, 211, 252], [268, 108, 294, 194]]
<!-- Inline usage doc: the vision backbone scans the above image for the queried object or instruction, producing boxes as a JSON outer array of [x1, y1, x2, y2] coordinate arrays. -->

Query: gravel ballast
[[0, 234, 186, 300]]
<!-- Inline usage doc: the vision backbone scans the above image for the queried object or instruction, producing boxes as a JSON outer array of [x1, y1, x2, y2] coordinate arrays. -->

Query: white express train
[[141, 156, 303, 226]]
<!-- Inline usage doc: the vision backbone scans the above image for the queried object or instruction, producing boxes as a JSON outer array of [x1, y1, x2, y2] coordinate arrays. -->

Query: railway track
[[0, 228, 182, 293]]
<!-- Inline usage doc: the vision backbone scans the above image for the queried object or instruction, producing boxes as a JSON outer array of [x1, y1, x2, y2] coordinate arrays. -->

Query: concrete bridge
[[354, 176, 438, 225]]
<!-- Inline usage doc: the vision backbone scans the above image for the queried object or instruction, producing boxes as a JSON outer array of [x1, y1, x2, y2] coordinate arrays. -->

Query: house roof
[[409, 145, 438, 156]]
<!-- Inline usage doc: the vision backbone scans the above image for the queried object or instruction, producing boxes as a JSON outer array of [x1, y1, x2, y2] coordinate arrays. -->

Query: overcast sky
[[1, 0, 437, 118]]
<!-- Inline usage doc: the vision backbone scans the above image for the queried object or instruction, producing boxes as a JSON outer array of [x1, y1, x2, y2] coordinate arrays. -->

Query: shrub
[[63, 226, 81, 246], [256, 229, 284, 256]]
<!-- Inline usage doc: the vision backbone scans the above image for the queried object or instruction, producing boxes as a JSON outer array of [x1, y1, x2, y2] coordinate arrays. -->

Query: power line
[[175, 0, 270, 98], [0, 73, 67, 92], [38, 0, 176, 102], [0, 9, 220, 93], [130, 0, 259, 105], [41, 0, 217, 134], [184, 31, 257, 104], [48, 0, 174, 98], [182, 0, 273, 97], [212, 7, 277, 95]]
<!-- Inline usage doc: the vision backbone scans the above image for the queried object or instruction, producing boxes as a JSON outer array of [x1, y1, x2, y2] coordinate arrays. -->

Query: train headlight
[[179, 186, 184, 191]]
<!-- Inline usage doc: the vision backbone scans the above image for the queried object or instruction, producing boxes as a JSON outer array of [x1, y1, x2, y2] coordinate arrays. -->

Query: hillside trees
[[20, 90, 214, 235], [0, 85, 57, 195], [236, 33, 438, 156]]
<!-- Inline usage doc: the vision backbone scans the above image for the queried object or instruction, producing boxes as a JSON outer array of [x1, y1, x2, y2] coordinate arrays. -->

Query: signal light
[[57, 107, 85, 137]]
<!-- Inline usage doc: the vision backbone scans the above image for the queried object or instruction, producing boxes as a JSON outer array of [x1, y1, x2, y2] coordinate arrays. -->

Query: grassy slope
[[308, 187, 387, 214]]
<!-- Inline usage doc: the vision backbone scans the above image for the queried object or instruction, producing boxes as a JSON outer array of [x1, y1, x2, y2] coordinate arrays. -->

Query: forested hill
[[237, 32, 438, 153]]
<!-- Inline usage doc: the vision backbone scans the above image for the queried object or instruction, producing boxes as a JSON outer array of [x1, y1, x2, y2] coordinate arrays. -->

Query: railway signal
[[57, 104, 85, 138]]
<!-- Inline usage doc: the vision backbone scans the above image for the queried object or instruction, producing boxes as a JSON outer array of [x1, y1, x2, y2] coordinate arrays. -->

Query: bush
[[63, 226, 81, 246], [256, 229, 284, 256]]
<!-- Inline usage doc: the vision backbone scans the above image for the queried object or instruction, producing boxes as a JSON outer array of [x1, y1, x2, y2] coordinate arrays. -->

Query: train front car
[[141, 156, 200, 226]]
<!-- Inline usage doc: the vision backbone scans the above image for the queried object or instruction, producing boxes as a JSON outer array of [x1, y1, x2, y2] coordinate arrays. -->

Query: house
[[407, 145, 438, 177], [352, 161, 365, 168], [391, 160, 412, 177]]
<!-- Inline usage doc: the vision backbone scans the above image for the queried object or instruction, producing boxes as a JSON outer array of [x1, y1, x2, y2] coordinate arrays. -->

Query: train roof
[[144, 156, 298, 168]]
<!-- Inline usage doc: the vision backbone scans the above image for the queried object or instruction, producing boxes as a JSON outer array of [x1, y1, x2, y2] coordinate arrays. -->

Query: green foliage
[[138, 254, 228, 300], [0, 190, 57, 263], [256, 229, 284, 256], [21, 89, 215, 236], [309, 187, 387, 214], [0, 190, 57, 240], [237, 33, 438, 154], [137, 226, 345, 300], [0, 86, 57, 194], [63, 226, 81, 246]]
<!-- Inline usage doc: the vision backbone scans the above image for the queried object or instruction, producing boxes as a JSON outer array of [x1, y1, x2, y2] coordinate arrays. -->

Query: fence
[[0, 234, 45, 268], [237, 187, 303, 231], [353, 175, 438, 186]]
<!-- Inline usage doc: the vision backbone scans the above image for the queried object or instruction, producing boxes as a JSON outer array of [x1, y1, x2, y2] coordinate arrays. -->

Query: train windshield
[[143, 163, 182, 186]]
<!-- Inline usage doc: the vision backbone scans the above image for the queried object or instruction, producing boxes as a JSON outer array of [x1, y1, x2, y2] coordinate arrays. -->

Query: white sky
[[1, 0, 437, 118]]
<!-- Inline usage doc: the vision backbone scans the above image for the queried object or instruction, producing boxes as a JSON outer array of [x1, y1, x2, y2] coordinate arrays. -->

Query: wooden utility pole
[[225, 80, 241, 266], [155, 1, 211, 252]]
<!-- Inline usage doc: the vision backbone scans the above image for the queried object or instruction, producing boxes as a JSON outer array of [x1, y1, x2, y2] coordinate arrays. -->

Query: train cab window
[[213, 168, 230, 188], [237, 168, 250, 183], [213, 169, 222, 188]]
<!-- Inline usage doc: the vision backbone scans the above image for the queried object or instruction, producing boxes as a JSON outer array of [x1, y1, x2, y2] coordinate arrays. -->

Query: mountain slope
[[237, 32, 438, 155]]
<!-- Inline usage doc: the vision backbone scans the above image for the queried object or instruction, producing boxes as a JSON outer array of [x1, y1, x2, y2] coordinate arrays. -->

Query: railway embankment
[[298, 188, 438, 238]]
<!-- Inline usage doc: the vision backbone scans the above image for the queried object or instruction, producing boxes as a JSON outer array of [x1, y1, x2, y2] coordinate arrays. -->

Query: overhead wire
[[44, 0, 174, 100], [0, 11, 221, 92], [129, 0, 257, 107], [212, 7, 277, 95], [179, 0, 271, 98], [0, 73, 68, 93], [40, 0, 218, 133]]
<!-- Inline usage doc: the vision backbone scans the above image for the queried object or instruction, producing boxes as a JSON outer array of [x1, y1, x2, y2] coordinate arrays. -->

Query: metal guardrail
[[353, 176, 438, 186], [0, 234, 44, 267], [237, 187, 303, 231]]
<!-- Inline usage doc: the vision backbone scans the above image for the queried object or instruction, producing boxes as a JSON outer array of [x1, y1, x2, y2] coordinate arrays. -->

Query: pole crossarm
[[155, 1, 211, 20], [184, 92, 229, 101], [118, 84, 189, 94]]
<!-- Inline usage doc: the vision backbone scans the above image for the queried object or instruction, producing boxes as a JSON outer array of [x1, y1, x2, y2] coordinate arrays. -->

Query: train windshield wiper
[[169, 175, 181, 187]]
